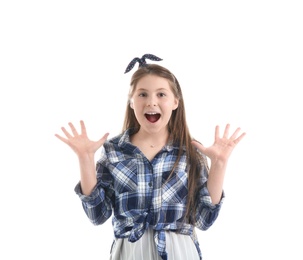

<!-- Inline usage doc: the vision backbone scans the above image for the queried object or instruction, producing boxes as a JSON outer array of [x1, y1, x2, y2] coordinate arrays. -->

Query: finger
[[96, 133, 110, 147], [223, 123, 230, 139], [233, 132, 246, 144], [54, 133, 69, 144], [191, 140, 205, 153], [80, 120, 87, 136], [215, 125, 220, 141], [101, 132, 110, 141], [61, 126, 73, 138], [230, 127, 241, 140], [68, 122, 79, 136]]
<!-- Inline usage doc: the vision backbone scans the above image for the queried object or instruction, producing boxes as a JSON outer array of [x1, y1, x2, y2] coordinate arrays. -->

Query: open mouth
[[145, 112, 161, 123]]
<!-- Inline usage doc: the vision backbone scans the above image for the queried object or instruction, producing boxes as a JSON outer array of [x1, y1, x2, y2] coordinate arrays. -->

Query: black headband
[[124, 54, 162, 74]]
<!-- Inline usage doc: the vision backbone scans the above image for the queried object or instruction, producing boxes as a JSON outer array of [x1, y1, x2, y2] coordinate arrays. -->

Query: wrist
[[78, 152, 95, 163], [210, 157, 228, 168]]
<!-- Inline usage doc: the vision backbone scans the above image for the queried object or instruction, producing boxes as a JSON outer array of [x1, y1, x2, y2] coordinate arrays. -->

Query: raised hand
[[192, 124, 245, 163], [55, 120, 109, 157]]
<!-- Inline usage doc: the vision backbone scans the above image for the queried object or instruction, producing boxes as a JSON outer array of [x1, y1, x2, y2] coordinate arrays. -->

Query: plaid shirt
[[75, 129, 224, 260]]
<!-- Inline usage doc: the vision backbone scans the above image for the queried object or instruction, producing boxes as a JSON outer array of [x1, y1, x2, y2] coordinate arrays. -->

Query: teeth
[[146, 112, 158, 115]]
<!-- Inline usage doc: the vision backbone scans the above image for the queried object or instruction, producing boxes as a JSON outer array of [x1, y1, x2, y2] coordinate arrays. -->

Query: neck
[[131, 129, 169, 148]]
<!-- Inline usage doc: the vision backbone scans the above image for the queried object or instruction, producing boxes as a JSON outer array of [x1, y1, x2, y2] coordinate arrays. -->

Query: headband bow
[[124, 54, 163, 74]]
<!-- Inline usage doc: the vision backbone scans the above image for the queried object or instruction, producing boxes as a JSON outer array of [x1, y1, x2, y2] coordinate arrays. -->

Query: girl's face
[[130, 75, 179, 135]]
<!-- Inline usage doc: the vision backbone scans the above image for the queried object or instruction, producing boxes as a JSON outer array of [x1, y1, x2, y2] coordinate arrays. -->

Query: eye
[[138, 92, 147, 97], [158, 92, 166, 97]]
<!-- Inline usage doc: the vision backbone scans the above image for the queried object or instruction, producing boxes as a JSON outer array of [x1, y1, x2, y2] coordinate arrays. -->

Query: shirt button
[[148, 182, 152, 187]]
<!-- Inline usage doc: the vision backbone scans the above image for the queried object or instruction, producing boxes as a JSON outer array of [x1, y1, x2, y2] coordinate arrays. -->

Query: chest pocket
[[162, 170, 188, 203], [112, 160, 138, 194]]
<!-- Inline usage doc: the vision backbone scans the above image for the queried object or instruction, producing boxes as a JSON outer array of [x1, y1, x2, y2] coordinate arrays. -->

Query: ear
[[172, 98, 179, 110], [129, 101, 134, 109]]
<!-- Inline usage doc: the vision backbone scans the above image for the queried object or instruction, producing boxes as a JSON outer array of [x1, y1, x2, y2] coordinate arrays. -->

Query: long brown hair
[[122, 64, 205, 224]]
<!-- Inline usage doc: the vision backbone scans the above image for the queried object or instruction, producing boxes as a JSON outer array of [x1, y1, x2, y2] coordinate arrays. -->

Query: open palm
[[55, 120, 109, 157], [192, 124, 245, 163]]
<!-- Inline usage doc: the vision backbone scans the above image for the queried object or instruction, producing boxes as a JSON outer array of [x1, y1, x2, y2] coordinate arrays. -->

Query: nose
[[147, 95, 157, 107]]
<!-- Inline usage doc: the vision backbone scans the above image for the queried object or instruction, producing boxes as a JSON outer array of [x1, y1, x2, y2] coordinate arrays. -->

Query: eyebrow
[[136, 87, 169, 92]]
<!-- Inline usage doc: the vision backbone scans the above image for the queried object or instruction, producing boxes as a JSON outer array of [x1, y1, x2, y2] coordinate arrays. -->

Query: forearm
[[78, 153, 97, 195], [207, 160, 227, 204]]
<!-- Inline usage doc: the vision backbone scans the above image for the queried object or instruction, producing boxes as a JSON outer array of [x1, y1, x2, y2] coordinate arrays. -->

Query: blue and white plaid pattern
[[75, 129, 224, 260]]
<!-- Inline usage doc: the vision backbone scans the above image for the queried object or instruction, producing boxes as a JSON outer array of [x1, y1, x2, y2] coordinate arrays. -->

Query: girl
[[55, 54, 245, 260]]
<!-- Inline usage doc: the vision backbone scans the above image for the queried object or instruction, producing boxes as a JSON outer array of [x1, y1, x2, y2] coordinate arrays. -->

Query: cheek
[[162, 103, 176, 113], [130, 99, 140, 110]]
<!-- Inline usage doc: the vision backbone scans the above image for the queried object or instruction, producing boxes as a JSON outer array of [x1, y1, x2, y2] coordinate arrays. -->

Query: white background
[[1, 1, 302, 259]]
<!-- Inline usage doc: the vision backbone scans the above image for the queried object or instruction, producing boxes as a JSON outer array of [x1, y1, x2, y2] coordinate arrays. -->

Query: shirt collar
[[116, 128, 185, 153]]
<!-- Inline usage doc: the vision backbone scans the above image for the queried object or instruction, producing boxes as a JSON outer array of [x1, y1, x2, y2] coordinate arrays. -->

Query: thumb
[[191, 140, 206, 153], [96, 133, 110, 147]]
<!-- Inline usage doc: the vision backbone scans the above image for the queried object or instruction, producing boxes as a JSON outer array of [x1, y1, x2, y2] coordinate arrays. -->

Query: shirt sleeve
[[194, 153, 225, 230], [74, 153, 115, 226]]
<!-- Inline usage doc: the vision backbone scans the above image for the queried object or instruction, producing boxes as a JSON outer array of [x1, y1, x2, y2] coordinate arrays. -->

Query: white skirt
[[109, 228, 200, 260]]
